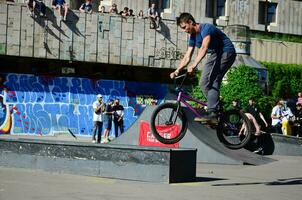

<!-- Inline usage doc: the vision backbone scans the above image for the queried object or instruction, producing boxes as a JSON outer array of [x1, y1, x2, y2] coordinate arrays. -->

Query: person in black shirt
[[113, 99, 124, 138], [246, 98, 268, 131], [293, 103, 302, 137]]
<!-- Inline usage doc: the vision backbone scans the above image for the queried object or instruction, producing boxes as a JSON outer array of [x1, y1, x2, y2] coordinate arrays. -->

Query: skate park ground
[[0, 155, 301, 200]]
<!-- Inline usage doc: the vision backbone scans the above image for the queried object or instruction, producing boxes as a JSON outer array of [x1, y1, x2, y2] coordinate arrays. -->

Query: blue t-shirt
[[81, 3, 92, 12], [188, 23, 235, 53], [53, 0, 65, 6]]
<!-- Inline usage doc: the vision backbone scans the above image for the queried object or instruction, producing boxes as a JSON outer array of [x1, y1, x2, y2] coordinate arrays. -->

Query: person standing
[[170, 12, 236, 124], [92, 94, 105, 143], [113, 99, 124, 139], [102, 99, 114, 143], [246, 98, 268, 132], [271, 100, 284, 134]]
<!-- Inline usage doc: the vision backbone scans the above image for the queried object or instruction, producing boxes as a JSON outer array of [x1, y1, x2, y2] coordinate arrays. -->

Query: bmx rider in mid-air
[[170, 12, 237, 124]]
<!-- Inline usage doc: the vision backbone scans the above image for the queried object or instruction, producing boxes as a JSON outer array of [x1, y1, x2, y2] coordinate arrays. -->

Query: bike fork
[[169, 102, 181, 124]]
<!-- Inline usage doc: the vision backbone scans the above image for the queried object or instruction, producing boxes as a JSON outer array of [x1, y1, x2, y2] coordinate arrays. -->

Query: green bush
[[262, 62, 302, 98], [191, 65, 263, 108], [220, 65, 263, 108], [190, 63, 302, 122]]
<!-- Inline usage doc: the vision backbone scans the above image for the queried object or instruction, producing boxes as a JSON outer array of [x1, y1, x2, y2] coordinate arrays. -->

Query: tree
[[220, 65, 263, 108]]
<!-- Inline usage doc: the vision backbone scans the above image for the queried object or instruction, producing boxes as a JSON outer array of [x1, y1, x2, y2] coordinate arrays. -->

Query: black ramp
[[181, 108, 274, 165], [112, 106, 275, 165]]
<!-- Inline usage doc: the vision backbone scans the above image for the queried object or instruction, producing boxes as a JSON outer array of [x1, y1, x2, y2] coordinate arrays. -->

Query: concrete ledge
[[0, 138, 197, 183], [270, 134, 302, 156]]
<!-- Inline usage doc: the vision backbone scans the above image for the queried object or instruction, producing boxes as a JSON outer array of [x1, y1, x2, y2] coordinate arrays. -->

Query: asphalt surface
[[0, 155, 301, 200]]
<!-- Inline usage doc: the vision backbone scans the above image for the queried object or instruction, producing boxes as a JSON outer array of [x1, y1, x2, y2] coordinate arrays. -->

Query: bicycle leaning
[[150, 72, 252, 149]]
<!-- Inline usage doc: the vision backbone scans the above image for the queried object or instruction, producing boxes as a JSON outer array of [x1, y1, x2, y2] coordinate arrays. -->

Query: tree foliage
[[220, 65, 263, 108]]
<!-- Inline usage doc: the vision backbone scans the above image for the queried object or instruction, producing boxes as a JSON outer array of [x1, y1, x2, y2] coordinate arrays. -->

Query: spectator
[[281, 100, 294, 136], [293, 103, 302, 137], [98, 5, 107, 13], [246, 98, 268, 132], [137, 10, 144, 19], [297, 92, 302, 105], [79, 0, 93, 14], [271, 99, 285, 134], [26, 0, 46, 18], [26, 0, 36, 17], [121, 7, 129, 16], [35, 0, 46, 16], [92, 94, 105, 143], [147, 2, 160, 30], [113, 99, 124, 139], [129, 9, 135, 16], [109, 3, 118, 14], [102, 99, 114, 143], [52, 0, 69, 21]]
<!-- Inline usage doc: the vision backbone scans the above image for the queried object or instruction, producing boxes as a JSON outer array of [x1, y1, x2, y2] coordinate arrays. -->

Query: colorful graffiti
[[0, 73, 168, 136]]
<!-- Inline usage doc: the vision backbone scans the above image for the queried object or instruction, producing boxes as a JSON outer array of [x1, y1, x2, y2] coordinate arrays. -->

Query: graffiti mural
[[0, 73, 168, 136], [155, 47, 184, 60]]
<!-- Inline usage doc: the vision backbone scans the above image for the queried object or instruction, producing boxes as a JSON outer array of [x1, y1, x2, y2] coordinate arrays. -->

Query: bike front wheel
[[216, 109, 252, 149], [150, 102, 188, 144]]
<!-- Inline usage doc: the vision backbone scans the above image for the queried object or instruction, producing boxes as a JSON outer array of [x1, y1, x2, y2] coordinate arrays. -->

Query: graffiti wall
[[0, 73, 168, 136]]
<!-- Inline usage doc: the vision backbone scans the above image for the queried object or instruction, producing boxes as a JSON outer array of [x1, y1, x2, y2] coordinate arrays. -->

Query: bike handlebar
[[174, 72, 188, 80]]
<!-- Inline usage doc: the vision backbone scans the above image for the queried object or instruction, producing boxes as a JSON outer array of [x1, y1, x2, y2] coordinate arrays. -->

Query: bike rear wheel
[[216, 109, 252, 149], [150, 102, 188, 144]]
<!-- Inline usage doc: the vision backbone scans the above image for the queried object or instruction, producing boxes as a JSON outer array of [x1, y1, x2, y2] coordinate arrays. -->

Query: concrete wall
[[0, 3, 187, 68], [0, 2, 301, 67], [251, 39, 302, 64]]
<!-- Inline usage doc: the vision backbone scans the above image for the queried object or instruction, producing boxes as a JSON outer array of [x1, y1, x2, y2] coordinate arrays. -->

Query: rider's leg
[[196, 52, 236, 122], [207, 52, 236, 111]]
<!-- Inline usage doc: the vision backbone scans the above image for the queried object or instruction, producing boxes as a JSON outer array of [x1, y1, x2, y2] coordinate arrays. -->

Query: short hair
[[176, 12, 196, 26]]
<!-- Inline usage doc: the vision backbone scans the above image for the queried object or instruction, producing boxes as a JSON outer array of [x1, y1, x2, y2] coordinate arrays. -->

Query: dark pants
[[273, 123, 282, 134], [114, 119, 124, 137], [92, 121, 103, 143], [200, 51, 236, 111]]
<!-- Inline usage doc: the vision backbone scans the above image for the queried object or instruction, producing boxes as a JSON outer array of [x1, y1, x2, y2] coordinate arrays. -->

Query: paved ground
[[0, 155, 301, 200]]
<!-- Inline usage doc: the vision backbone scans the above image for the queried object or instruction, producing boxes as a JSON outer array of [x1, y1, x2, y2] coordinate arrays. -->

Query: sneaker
[[63, 16, 66, 21], [92, 140, 96, 143], [194, 111, 218, 124], [108, 136, 115, 141], [253, 147, 263, 154], [101, 138, 109, 143]]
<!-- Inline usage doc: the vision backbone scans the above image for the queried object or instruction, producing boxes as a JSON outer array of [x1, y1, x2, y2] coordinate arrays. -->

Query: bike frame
[[176, 90, 207, 118]]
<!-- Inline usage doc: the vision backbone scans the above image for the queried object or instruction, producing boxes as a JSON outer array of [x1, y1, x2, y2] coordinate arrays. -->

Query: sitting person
[[147, 2, 160, 30], [121, 7, 129, 16], [26, 0, 36, 17], [293, 103, 302, 137], [108, 3, 118, 14], [26, 0, 46, 17], [52, 0, 69, 21], [297, 92, 302, 105], [79, 0, 93, 14], [129, 9, 135, 16], [98, 5, 107, 13], [137, 10, 144, 19], [281, 101, 294, 136]]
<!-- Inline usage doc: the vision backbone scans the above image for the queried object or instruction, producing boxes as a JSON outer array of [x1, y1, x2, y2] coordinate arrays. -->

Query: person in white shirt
[[271, 99, 285, 134], [92, 94, 105, 143]]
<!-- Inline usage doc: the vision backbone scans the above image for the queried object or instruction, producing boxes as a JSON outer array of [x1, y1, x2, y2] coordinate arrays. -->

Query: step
[[0, 137, 197, 183]]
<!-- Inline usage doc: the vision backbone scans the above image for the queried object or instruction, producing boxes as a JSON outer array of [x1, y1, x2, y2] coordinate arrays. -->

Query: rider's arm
[[188, 35, 210, 72], [172, 46, 194, 76]]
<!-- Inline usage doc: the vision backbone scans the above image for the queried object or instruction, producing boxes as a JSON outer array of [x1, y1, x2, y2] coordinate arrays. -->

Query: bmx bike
[[150, 72, 252, 149]]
